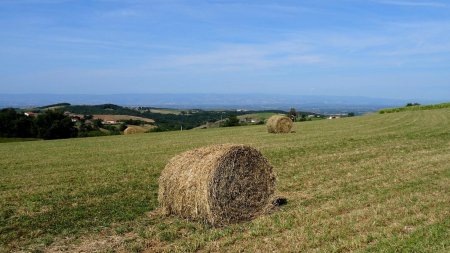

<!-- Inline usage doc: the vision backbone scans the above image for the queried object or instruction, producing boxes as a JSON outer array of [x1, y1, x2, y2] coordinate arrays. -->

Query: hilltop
[[0, 107, 449, 252]]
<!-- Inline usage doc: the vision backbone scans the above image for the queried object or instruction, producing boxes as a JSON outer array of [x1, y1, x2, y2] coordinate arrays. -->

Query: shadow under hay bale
[[272, 197, 288, 206], [266, 115, 293, 134], [123, 125, 147, 135], [158, 144, 276, 226]]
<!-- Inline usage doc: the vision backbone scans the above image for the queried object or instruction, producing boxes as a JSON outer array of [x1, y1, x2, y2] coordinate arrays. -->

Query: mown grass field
[[379, 102, 450, 114], [237, 112, 277, 121], [1, 108, 449, 252], [0, 138, 39, 143]]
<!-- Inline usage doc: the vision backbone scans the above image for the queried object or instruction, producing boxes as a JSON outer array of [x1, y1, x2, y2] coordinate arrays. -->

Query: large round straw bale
[[123, 125, 147, 135], [158, 144, 275, 226], [266, 115, 293, 133]]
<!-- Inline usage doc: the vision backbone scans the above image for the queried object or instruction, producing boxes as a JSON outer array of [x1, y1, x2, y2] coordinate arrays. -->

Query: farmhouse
[[70, 115, 82, 122], [239, 117, 259, 124], [24, 112, 36, 117]]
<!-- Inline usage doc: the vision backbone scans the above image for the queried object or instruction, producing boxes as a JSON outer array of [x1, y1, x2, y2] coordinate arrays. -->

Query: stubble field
[[1, 108, 449, 252]]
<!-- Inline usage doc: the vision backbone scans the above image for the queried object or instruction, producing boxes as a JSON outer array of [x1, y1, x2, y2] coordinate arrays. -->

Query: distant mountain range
[[0, 93, 439, 114]]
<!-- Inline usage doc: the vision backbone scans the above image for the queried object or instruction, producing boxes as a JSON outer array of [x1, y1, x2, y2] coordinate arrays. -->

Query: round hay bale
[[158, 144, 276, 226], [123, 125, 147, 135], [266, 115, 293, 133]]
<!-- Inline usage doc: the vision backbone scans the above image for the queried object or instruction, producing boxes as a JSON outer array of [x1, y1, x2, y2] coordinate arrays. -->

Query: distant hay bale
[[158, 144, 276, 226], [123, 125, 148, 135], [266, 115, 293, 133]]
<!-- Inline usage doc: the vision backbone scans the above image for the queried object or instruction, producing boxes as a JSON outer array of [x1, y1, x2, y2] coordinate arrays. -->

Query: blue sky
[[0, 0, 449, 100]]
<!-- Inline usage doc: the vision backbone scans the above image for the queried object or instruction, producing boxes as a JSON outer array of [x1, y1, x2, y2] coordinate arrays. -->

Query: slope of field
[[146, 108, 181, 115], [379, 102, 450, 114], [0, 109, 449, 252], [237, 112, 277, 121], [92, 114, 155, 123], [0, 138, 39, 143]]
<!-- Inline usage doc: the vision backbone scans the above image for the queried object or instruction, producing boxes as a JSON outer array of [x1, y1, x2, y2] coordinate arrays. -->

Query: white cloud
[[145, 40, 325, 72]]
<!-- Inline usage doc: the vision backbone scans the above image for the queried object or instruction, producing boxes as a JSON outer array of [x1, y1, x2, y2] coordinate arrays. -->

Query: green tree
[[224, 114, 240, 127], [36, 110, 78, 139], [77, 121, 94, 137], [0, 108, 37, 138], [14, 116, 37, 137], [92, 119, 104, 129], [84, 114, 93, 120], [299, 114, 307, 122], [121, 119, 144, 126], [0, 108, 19, 137], [119, 123, 127, 131], [288, 108, 297, 121]]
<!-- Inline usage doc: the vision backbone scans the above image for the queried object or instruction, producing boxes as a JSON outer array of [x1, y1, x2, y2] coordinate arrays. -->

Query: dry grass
[[148, 109, 181, 115], [123, 125, 150, 135], [237, 112, 276, 122], [0, 108, 449, 252], [93, 115, 154, 123], [158, 144, 275, 226]]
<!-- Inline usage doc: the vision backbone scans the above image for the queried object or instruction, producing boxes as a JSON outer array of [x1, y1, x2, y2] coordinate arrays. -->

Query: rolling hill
[[0, 108, 449, 252]]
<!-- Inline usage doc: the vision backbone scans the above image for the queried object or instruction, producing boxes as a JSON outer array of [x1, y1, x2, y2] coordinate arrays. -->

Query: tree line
[[0, 108, 77, 140]]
